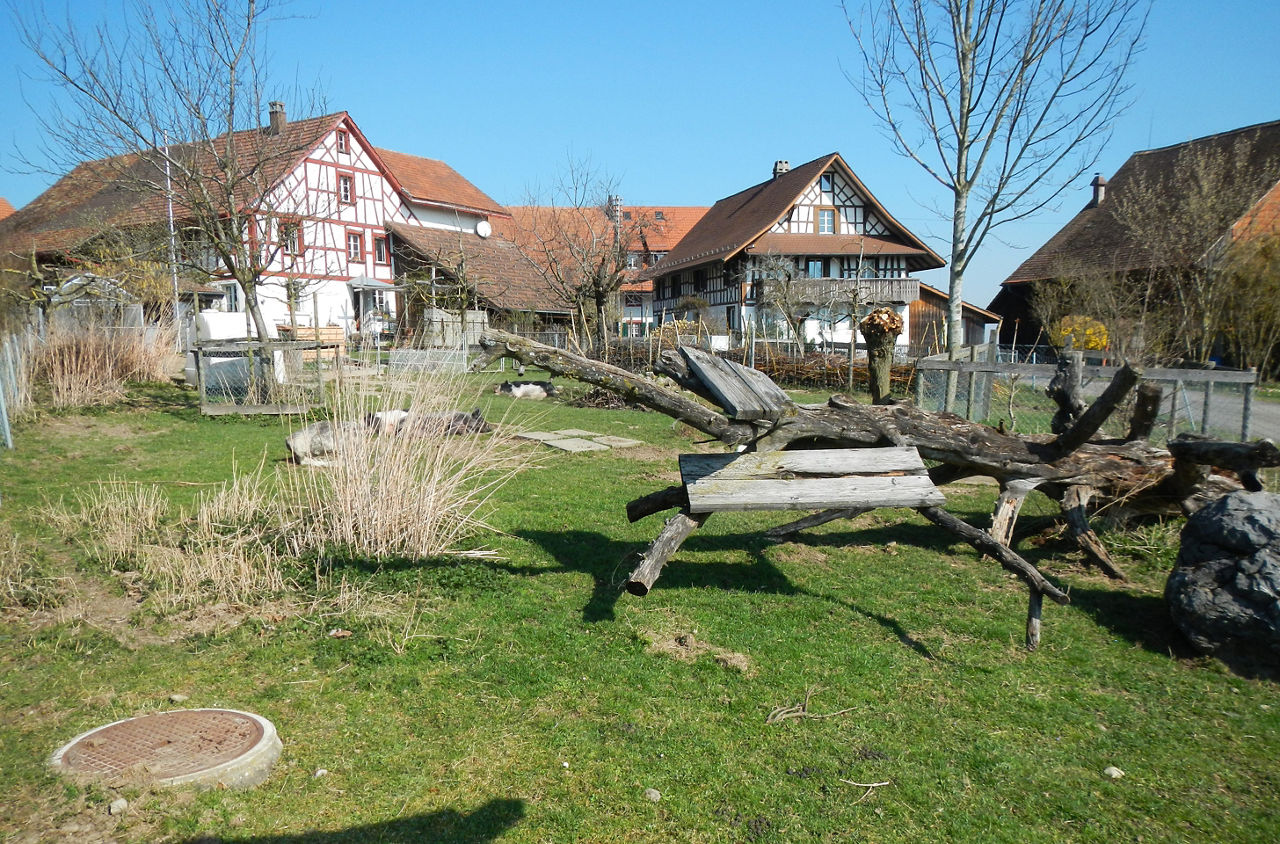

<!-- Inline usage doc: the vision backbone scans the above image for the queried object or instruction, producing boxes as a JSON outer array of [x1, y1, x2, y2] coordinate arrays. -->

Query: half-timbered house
[[644, 153, 947, 348], [0, 103, 565, 339]]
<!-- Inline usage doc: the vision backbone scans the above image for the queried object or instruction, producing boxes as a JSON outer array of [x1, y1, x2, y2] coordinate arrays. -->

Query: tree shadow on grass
[[515, 525, 942, 660], [1065, 585, 1192, 658], [176, 797, 525, 844], [1067, 584, 1280, 682]]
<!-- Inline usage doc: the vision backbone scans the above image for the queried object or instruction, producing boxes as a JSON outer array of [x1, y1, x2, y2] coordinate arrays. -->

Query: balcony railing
[[785, 276, 920, 306]]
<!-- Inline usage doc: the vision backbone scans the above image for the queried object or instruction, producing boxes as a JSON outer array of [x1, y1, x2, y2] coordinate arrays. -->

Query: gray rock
[[644, 788, 662, 802], [108, 797, 128, 815], [1166, 491, 1280, 670]]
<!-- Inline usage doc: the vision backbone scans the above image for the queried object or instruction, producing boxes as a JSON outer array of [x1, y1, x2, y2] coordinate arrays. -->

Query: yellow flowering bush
[[1051, 315, 1108, 350]]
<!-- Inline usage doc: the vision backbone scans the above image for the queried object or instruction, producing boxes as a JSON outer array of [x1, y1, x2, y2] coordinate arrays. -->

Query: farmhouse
[[0, 104, 566, 340], [988, 119, 1280, 347], [643, 153, 954, 349]]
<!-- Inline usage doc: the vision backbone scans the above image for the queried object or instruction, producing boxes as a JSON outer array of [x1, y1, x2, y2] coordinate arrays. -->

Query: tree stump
[[860, 307, 904, 405]]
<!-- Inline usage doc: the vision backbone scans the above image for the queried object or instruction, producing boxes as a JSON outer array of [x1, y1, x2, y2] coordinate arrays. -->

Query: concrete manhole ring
[[51, 708, 281, 789]]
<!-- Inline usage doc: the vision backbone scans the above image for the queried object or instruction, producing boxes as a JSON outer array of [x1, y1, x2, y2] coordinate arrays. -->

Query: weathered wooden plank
[[680, 347, 770, 421], [687, 474, 946, 512], [725, 356, 793, 409], [679, 447, 928, 486], [680, 346, 790, 422]]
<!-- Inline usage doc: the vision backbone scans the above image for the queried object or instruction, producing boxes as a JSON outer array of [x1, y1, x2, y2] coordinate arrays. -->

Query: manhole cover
[[51, 708, 281, 788]]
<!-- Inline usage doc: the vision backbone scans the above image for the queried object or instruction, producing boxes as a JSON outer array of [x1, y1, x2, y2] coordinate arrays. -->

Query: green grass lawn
[[1, 376, 1277, 843]]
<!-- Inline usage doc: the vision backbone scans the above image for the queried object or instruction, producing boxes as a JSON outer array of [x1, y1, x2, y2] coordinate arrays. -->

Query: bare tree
[[749, 254, 814, 354], [1108, 134, 1279, 364], [13, 0, 324, 343], [510, 160, 640, 353], [748, 253, 867, 356], [1030, 258, 1163, 362], [844, 0, 1147, 363], [395, 236, 491, 350], [1221, 232, 1280, 378]]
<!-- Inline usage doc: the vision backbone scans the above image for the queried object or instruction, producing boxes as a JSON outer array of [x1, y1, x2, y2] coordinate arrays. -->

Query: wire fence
[[915, 345, 1269, 444], [0, 327, 36, 450]]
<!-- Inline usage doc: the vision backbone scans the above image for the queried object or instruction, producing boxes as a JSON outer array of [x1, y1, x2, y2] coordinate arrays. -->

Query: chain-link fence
[[914, 345, 1269, 444]]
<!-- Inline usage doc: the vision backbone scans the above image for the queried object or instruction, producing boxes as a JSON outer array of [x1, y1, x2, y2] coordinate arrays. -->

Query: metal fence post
[[1201, 378, 1213, 435], [1168, 380, 1183, 441], [1242, 368, 1256, 442], [0, 343, 11, 450]]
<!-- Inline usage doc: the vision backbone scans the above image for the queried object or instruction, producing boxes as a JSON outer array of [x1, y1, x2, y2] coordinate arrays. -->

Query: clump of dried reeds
[[46, 367, 528, 612], [278, 366, 529, 566], [32, 321, 179, 408]]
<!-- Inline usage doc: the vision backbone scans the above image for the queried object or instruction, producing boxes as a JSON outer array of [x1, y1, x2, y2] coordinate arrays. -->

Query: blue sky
[[2, 0, 1278, 309]]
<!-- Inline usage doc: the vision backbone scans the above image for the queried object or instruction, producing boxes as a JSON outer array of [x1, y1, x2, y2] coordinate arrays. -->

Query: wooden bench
[[275, 325, 344, 363], [623, 346, 1064, 648], [626, 445, 946, 598], [679, 447, 945, 513]]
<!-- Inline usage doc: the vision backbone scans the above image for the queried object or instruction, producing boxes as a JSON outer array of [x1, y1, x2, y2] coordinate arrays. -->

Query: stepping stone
[[545, 437, 611, 453], [554, 429, 601, 437], [592, 436, 643, 448], [515, 431, 564, 442]]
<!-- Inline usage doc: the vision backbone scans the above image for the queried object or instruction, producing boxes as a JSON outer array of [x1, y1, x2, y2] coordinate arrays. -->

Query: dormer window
[[654, 210, 665, 220], [336, 129, 350, 154]]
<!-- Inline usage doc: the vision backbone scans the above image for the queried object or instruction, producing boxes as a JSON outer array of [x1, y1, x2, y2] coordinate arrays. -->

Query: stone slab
[[545, 437, 611, 453], [554, 429, 602, 437], [515, 431, 565, 442]]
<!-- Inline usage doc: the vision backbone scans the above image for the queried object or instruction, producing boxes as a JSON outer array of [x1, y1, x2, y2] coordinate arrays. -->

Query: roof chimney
[[773, 160, 790, 178], [267, 101, 286, 136], [1089, 172, 1107, 207]]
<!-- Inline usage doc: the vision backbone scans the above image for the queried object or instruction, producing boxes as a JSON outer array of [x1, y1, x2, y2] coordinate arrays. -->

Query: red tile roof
[[0, 197, 15, 221], [1002, 119, 1280, 286], [643, 153, 944, 278], [0, 112, 346, 257], [386, 221, 569, 315], [622, 206, 708, 252], [374, 148, 508, 218]]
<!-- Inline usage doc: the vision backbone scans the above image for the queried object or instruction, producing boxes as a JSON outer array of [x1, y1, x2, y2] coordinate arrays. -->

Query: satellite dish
[[476, 220, 492, 238]]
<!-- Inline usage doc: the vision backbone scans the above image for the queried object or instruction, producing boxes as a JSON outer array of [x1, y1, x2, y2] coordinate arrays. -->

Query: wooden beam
[[625, 511, 709, 596]]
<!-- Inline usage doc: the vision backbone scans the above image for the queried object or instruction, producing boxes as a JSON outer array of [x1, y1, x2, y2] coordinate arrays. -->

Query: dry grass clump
[[48, 471, 291, 609], [0, 530, 70, 611], [46, 368, 528, 612], [278, 366, 529, 564], [32, 322, 179, 408]]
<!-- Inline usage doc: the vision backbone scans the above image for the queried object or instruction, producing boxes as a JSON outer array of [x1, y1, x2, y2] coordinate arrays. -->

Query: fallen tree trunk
[[475, 329, 1265, 621], [475, 329, 1250, 516]]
